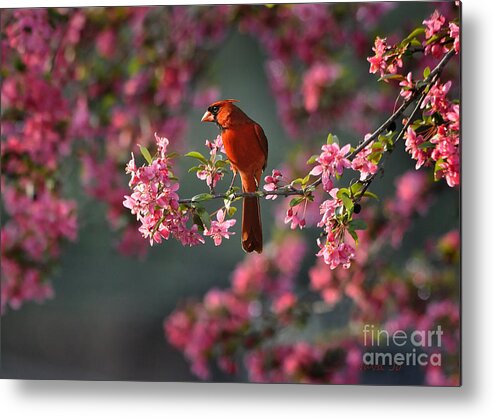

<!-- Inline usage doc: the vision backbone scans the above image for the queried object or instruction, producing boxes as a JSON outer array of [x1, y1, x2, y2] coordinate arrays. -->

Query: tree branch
[[348, 48, 456, 160], [178, 48, 456, 206]]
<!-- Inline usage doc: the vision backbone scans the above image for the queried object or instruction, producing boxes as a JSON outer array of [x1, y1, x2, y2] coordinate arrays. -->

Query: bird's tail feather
[[241, 172, 262, 253], [242, 196, 262, 253]]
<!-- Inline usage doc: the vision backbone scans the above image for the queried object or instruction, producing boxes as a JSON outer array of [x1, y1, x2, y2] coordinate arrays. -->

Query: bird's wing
[[253, 123, 268, 170]]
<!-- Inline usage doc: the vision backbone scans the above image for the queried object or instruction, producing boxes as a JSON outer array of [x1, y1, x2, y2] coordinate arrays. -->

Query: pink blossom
[[404, 126, 430, 169], [392, 170, 430, 216], [231, 254, 268, 297], [399, 72, 414, 101], [196, 168, 223, 190], [317, 188, 342, 228], [367, 36, 403, 77], [196, 136, 225, 190], [384, 170, 430, 245], [205, 135, 225, 155], [284, 206, 306, 230], [263, 169, 283, 199], [123, 133, 205, 247], [204, 209, 236, 246], [421, 81, 452, 115], [5, 9, 53, 70], [445, 104, 460, 131], [302, 62, 341, 112], [351, 140, 379, 181], [310, 143, 351, 192], [316, 239, 355, 270], [309, 260, 345, 304], [283, 343, 322, 378], [367, 37, 388, 76], [96, 29, 116, 58], [437, 229, 460, 258], [430, 126, 459, 187], [272, 292, 297, 315], [423, 10, 445, 39], [449, 22, 460, 53], [155, 132, 170, 157]]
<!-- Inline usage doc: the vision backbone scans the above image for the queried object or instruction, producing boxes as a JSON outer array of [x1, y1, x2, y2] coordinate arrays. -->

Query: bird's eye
[[209, 105, 219, 115]]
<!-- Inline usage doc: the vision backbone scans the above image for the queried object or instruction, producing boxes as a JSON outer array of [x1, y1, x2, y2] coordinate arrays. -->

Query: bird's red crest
[[208, 99, 240, 107]]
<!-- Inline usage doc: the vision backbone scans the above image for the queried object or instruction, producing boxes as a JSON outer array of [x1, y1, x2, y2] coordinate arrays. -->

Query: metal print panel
[[0, 2, 461, 385]]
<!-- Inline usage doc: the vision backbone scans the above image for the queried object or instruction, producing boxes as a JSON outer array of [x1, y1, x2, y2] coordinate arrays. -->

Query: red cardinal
[[201, 100, 268, 253]]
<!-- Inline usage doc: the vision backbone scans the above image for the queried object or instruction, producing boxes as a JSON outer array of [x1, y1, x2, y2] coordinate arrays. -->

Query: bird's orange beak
[[201, 110, 214, 123]]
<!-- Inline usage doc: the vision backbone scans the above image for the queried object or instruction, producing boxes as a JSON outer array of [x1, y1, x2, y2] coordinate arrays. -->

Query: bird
[[201, 99, 268, 253]]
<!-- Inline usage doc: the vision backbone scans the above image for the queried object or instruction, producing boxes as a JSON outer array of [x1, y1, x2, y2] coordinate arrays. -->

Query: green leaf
[[336, 188, 349, 199], [340, 194, 353, 211], [378, 74, 405, 82], [167, 152, 179, 159], [418, 141, 434, 149], [184, 151, 208, 164], [192, 213, 205, 231], [347, 228, 359, 245], [215, 160, 229, 168], [188, 166, 201, 173], [402, 27, 425, 43], [326, 133, 339, 145], [425, 33, 442, 46], [191, 193, 214, 202], [228, 206, 237, 217], [139, 145, 152, 164], [351, 219, 367, 230], [363, 191, 379, 201], [139, 145, 153, 165], [367, 151, 383, 164], [289, 197, 305, 207], [307, 154, 319, 164], [434, 158, 445, 174], [350, 183, 363, 196], [423, 66, 431, 79], [195, 206, 211, 229], [199, 210, 211, 229]]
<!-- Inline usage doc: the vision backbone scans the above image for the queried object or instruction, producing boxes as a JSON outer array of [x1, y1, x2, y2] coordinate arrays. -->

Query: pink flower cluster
[[196, 135, 225, 191], [263, 169, 283, 199], [165, 234, 308, 380], [309, 143, 351, 192], [399, 72, 414, 101], [1, 187, 77, 313], [284, 205, 307, 230], [1, 9, 85, 313], [367, 37, 403, 78], [123, 133, 205, 246], [350, 139, 379, 181], [302, 61, 341, 113], [246, 341, 362, 384], [423, 10, 460, 57], [204, 210, 236, 246], [404, 78, 459, 187], [385, 170, 431, 246], [64, 6, 232, 258], [240, 3, 395, 137], [315, 189, 355, 270], [5, 9, 54, 71]]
